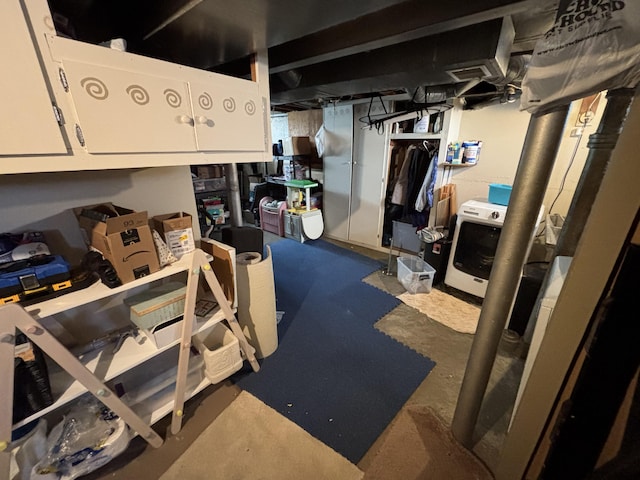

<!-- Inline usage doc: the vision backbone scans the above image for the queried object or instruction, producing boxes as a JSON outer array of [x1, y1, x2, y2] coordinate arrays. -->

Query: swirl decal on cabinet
[[199, 92, 213, 110], [80, 77, 109, 100], [126, 85, 150, 105], [245, 100, 256, 116], [223, 97, 236, 113], [164, 88, 182, 108]]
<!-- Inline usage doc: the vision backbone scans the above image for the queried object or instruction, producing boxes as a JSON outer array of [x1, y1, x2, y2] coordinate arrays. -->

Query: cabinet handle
[[196, 116, 214, 127], [177, 115, 194, 125]]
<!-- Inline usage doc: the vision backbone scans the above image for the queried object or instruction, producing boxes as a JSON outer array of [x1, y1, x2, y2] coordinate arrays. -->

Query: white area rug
[[160, 390, 363, 480], [397, 288, 481, 334]]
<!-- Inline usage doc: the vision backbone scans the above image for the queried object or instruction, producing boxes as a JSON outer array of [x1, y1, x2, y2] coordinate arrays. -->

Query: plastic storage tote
[[488, 183, 512, 206], [397, 255, 436, 294]]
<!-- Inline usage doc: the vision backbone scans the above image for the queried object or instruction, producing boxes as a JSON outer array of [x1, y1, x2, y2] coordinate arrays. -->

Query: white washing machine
[[444, 199, 542, 298]]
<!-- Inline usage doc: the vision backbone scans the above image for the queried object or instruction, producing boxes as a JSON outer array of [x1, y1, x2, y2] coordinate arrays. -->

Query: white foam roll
[[235, 245, 278, 359], [236, 251, 262, 265]]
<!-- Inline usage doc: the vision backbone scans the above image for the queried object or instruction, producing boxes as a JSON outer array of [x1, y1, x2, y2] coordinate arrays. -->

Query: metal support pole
[[554, 88, 636, 257], [451, 105, 570, 447], [224, 163, 244, 227]]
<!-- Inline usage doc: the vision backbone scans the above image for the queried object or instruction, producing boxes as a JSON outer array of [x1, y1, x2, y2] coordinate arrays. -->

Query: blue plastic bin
[[488, 183, 512, 206]]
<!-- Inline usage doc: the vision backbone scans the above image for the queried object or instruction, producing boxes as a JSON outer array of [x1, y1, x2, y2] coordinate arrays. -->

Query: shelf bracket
[[170, 249, 259, 435], [0, 303, 164, 476]]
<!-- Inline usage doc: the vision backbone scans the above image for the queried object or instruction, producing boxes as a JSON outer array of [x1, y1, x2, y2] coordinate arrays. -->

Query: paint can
[[462, 141, 481, 164]]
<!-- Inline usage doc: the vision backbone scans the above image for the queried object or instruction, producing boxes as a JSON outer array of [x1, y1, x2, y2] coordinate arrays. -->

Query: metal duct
[[270, 16, 515, 106]]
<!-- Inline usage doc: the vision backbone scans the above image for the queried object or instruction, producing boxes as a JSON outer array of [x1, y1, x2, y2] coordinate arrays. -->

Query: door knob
[[177, 115, 194, 125], [196, 116, 214, 127]]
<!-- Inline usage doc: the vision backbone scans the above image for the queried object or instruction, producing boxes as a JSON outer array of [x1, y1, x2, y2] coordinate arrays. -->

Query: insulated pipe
[[451, 105, 570, 447], [554, 88, 636, 257], [224, 164, 244, 227]]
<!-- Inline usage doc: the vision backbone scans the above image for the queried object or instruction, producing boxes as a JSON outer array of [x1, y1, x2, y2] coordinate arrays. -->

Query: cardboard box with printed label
[[151, 212, 195, 259], [74, 203, 160, 284]]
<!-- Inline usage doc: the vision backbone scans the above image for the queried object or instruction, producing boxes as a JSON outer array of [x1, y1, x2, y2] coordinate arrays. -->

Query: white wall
[[453, 102, 530, 203], [270, 113, 289, 144], [0, 166, 198, 267], [452, 95, 607, 220]]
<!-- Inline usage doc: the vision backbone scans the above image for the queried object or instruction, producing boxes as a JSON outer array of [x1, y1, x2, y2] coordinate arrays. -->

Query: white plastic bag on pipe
[[521, 0, 640, 114]]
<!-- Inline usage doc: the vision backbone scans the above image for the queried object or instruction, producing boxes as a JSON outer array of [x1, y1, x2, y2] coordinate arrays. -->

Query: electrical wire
[[540, 93, 601, 239], [547, 119, 587, 215], [538, 131, 582, 239]]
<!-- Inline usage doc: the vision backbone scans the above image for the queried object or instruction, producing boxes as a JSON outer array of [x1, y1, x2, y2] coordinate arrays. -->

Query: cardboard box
[[199, 238, 237, 309], [151, 212, 195, 259], [282, 136, 311, 156], [74, 203, 160, 284]]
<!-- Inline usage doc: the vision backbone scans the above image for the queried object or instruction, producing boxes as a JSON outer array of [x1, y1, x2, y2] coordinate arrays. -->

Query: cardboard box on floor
[[74, 203, 160, 284], [151, 212, 195, 259]]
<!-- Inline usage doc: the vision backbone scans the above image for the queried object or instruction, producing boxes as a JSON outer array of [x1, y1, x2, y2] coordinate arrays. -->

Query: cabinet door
[[322, 105, 353, 241], [190, 79, 265, 152], [349, 103, 389, 247], [0, 2, 66, 156], [62, 60, 196, 153]]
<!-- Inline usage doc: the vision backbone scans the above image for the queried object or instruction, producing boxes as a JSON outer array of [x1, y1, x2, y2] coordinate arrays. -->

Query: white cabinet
[[322, 102, 390, 248], [322, 101, 393, 249], [190, 79, 265, 152], [0, 1, 66, 156], [50, 36, 266, 155], [0, 0, 270, 173], [61, 60, 196, 154]]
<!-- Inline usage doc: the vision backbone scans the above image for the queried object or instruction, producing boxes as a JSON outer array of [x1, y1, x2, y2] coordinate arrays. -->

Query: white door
[[322, 105, 353, 241], [62, 61, 196, 153], [349, 102, 389, 247], [190, 79, 265, 152], [0, 2, 66, 156]]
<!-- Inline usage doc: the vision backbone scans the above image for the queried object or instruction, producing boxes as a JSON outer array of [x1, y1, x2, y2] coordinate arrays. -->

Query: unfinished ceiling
[[46, 0, 559, 111]]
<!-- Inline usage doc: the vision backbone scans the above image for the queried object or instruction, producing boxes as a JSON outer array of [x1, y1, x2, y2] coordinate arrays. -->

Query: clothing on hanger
[[403, 147, 432, 217], [415, 153, 438, 212], [391, 144, 416, 206]]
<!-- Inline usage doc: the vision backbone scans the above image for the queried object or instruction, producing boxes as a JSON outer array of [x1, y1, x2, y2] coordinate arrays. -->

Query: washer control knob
[[491, 211, 500, 219]]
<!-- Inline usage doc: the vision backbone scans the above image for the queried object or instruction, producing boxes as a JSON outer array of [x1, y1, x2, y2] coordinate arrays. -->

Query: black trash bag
[[13, 332, 54, 424]]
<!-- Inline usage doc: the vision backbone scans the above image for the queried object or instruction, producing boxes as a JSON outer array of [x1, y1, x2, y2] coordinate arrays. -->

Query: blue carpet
[[233, 238, 436, 463]]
